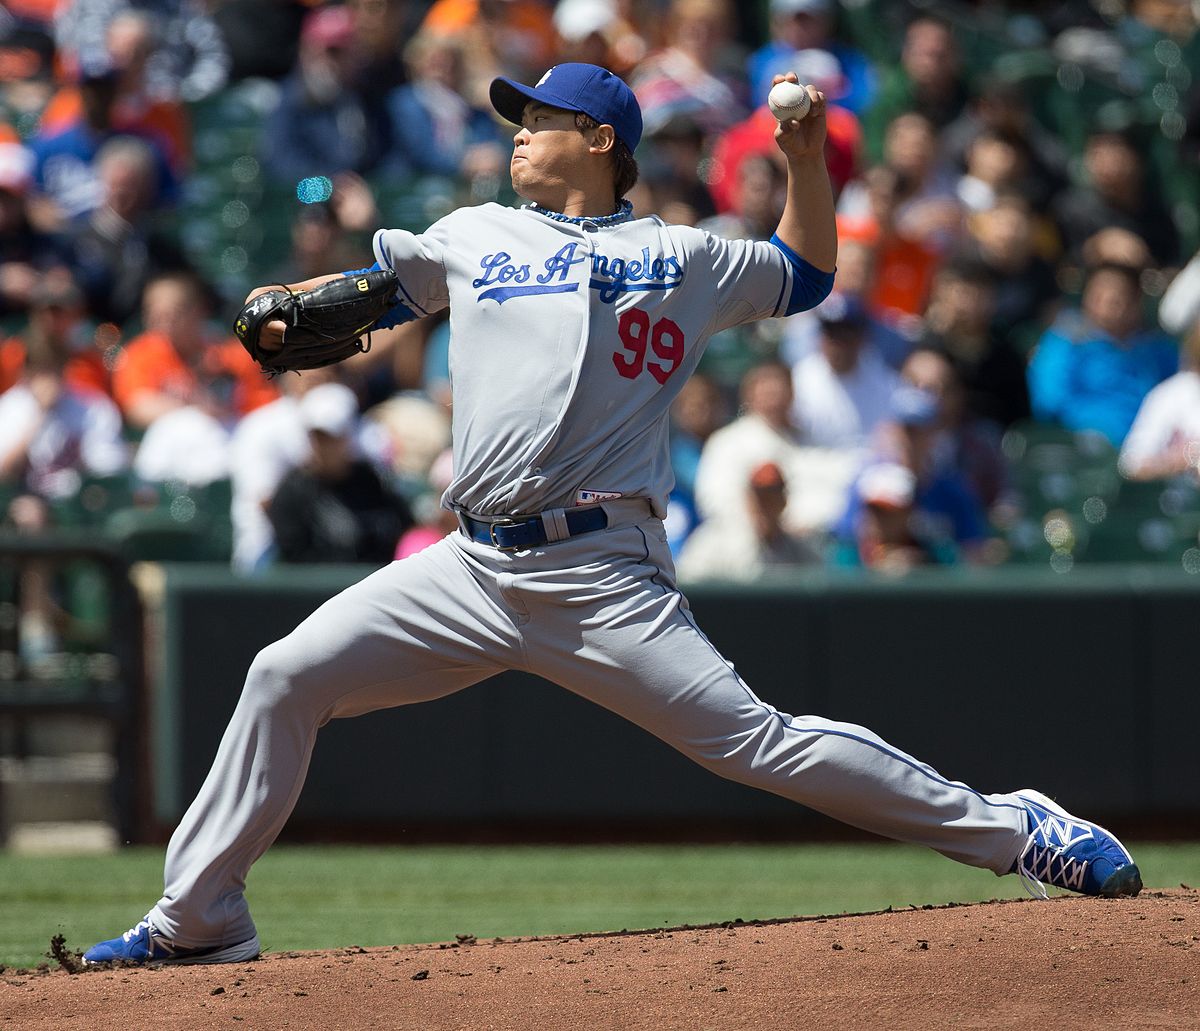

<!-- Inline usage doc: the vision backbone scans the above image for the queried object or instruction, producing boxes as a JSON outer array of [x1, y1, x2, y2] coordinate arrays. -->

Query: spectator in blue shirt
[[746, 0, 876, 116], [1027, 263, 1178, 446]]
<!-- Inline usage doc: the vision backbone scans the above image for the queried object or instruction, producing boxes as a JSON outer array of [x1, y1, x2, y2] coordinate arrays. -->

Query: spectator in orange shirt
[[113, 270, 275, 432], [420, 0, 557, 108], [837, 165, 941, 325], [0, 271, 109, 397]]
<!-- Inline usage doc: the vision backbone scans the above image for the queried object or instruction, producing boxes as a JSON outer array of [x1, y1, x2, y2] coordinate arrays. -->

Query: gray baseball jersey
[[373, 203, 814, 518]]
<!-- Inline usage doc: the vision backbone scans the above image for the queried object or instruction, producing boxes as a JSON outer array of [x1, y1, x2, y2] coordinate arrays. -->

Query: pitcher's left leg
[[520, 522, 1139, 895]]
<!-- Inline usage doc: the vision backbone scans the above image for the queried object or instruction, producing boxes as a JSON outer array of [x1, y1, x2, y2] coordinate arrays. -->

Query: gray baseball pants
[[150, 506, 1029, 948]]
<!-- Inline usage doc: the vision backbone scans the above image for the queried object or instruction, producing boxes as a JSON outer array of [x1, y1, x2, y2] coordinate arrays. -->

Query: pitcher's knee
[[242, 637, 316, 712]]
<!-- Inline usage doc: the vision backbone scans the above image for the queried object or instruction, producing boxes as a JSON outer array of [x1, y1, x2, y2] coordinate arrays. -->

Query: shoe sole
[[1017, 788, 1142, 898]]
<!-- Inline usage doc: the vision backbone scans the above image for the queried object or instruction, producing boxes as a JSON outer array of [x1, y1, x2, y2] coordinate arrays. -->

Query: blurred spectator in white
[[54, 0, 230, 104], [229, 368, 339, 573], [1119, 322, 1200, 482], [65, 134, 188, 324], [262, 5, 390, 181], [386, 33, 506, 181], [695, 361, 858, 540], [1027, 262, 1178, 446], [0, 327, 127, 503], [708, 47, 861, 213], [865, 15, 968, 159], [677, 460, 820, 581], [116, 271, 276, 484], [632, 0, 747, 137], [791, 293, 898, 450], [0, 271, 109, 398], [268, 382, 414, 565], [746, 0, 876, 115], [395, 446, 457, 560], [1052, 129, 1180, 268], [419, 0, 557, 109], [0, 138, 64, 317], [916, 258, 1030, 428]]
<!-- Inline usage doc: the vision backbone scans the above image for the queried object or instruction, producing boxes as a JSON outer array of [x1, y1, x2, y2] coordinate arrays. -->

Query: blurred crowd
[[2, 0, 1200, 587]]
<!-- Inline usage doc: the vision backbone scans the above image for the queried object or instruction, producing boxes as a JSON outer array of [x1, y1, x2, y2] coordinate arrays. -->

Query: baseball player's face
[[509, 102, 592, 202]]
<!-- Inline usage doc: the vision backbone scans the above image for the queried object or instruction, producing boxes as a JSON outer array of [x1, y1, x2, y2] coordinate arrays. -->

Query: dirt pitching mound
[[5, 889, 1197, 1030]]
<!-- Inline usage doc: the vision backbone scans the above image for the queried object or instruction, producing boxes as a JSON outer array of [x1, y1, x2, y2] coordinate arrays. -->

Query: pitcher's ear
[[588, 123, 616, 156]]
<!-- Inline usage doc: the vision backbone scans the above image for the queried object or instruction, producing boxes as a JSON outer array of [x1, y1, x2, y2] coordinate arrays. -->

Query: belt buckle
[[488, 517, 521, 552]]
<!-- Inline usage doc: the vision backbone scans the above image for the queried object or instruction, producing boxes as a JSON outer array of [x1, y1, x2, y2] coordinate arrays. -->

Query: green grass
[[2, 843, 1197, 969]]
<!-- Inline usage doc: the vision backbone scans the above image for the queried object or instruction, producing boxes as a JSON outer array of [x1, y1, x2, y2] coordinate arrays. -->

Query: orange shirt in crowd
[[837, 216, 940, 321], [421, 0, 557, 66], [112, 330, 277, 419], [0, 337, 111, 396], [38, 88, 192, 172]]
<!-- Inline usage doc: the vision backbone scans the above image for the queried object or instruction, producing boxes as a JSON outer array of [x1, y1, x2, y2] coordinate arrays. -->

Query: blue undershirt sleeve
[[769, 234, 836, 315], [341, 261, 419, 330]]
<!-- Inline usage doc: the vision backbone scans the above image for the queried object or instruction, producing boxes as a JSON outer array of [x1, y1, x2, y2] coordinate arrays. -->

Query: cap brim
[[490, 76, 585, 126]]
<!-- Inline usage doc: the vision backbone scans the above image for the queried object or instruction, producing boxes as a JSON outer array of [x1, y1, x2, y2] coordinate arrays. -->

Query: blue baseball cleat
[[1012, 789, 1142, 899], [83, 917, 260, 966]]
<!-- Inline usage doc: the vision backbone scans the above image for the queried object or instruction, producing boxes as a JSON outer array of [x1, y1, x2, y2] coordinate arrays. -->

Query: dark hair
[[575, 111, 639, 200], [938, 256, 996, 290]]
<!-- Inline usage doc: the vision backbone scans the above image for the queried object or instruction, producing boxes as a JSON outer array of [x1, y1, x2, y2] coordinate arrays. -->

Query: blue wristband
[[341, 261, 417, 329]]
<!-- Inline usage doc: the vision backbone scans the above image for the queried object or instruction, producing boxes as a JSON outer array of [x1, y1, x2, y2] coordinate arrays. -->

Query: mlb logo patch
[[576, 489, 623, 506]]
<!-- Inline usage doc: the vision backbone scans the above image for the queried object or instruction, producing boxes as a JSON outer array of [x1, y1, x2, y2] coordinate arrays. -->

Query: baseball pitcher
[[84, 64, 1140, 966]]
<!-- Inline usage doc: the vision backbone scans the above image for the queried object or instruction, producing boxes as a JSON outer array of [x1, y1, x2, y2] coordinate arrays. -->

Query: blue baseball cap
[[490, 63, 643, 152]]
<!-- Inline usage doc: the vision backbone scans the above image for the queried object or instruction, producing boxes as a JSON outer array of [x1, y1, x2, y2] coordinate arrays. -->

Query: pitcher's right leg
[[86, 538, 519, 964]]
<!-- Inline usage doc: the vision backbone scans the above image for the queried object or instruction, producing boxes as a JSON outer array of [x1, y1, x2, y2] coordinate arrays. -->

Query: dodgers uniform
[[86, 63, 1137, 967], [143, 198, 1036, 953]]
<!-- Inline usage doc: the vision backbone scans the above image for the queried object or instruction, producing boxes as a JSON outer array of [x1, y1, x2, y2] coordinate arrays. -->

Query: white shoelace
[[1015, 818, 1090, 899], [121, 919, 153, 943]]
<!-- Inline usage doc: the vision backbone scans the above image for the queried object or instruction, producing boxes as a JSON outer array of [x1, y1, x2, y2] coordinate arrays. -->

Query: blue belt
[[457, 506, 609, 551]]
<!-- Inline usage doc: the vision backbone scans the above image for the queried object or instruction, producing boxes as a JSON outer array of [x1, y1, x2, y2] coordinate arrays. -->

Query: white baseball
[[768, 80, 812, 122]]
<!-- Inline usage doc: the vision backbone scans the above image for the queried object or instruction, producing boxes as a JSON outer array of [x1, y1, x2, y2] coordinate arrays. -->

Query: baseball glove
[[234, 269, 399, 376]]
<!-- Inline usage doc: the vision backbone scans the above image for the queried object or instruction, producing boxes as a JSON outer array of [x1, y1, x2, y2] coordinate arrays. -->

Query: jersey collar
[[525, 199, 634, 227]]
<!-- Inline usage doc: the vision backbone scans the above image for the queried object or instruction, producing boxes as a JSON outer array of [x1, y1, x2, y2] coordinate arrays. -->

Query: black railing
[[0, 533, 148, 844]]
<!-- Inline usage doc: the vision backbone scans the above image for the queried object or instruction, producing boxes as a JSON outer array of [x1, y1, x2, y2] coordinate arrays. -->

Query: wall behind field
[[149, 566, 1200, 839]]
